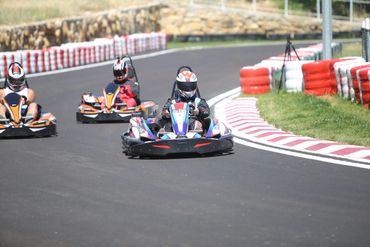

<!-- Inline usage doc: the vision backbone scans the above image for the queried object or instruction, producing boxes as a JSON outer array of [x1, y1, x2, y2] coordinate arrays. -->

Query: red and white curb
[[213, 91, 370, 165]]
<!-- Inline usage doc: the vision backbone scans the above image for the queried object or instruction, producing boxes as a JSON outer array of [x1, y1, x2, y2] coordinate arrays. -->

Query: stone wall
[[0, 3, 360, 52], [0, 4, 162, 51], [159, 5, 359, 37]]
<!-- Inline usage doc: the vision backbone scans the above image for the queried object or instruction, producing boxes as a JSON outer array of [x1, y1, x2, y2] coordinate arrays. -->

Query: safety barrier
[[302, 57, 357, 96], [333, 58, 365, 98], [322, 57, 370, 108], [240, 66, 272, 94], [284, 60, 314, 92], [240, 42, 342, 94], [239, 41, 370, 108], [348, 63, 370, 103], [302, 60, 333, 95], [0, 32, 167, 79], [357, 68, 370, 107]]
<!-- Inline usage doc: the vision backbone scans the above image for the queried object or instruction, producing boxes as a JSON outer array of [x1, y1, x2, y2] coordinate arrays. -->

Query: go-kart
[[76, 82, 157, 123], [121, 66, 233, 157], [121, 101, 233, 157], [76, 56, 157, 123], [0, 92, 57, 138]]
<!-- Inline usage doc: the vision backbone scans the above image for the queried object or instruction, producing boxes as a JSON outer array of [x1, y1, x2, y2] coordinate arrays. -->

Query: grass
[[0, 0, 262, 26], [0, 0, 151, 25], [255, 91, 370, 147], [334, 42, 362, 58], [167, 39, 306, 49]]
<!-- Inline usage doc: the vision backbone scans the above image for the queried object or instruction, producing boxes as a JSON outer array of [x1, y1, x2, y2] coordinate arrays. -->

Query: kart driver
[[0, 62, 38, 122], [101, 57, 139, 109], [160, 69, 210, 132]]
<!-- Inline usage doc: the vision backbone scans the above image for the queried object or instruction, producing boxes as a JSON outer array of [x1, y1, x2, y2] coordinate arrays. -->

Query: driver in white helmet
[[0, 62, 38, 121], [160, 69, 210, 132]]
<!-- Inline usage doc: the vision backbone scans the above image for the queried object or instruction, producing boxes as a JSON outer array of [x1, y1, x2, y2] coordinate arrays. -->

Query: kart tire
[[121, 134, 139, 157]]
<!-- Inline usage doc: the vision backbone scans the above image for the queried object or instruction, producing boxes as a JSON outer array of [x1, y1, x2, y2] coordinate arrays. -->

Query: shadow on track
[[123, 151, 234, 160]]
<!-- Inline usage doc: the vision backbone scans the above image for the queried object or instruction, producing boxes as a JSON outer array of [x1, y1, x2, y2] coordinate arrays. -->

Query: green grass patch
[[254, 91, 370, 147], [167, 39, 293, 49], [334, 42, 362, 58], [0, 0, 147, 25]]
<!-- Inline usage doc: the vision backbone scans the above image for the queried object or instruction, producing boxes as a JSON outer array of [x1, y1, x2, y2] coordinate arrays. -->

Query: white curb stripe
[[274, 136, 316, 145]]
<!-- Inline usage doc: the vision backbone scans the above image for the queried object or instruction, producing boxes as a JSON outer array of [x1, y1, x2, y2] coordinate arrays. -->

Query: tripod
[[278, 37, 301, 92]]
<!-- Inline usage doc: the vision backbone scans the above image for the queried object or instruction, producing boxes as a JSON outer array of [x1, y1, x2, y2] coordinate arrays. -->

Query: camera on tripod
[[278, 37, 301, 91]]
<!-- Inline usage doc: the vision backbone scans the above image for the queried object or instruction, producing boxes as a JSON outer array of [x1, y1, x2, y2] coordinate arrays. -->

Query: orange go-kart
[[0, 92, 57, 138], [76, 55, 157, 123], [76, 82, 157, 123]]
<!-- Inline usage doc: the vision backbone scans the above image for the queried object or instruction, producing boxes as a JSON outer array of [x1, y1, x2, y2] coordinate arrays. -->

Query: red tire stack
[[357, 67, 370, 108], [302, 58, 357, 96], [240, 66, 272, 94], [349, 64, 370, 103], [302, 60, 333, 95]]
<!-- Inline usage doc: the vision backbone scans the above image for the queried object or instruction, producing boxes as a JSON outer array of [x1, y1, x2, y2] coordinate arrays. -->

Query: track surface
[[1, 44, 370, 247]]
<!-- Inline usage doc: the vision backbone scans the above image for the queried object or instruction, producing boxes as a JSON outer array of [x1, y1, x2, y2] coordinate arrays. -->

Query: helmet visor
[[177, 81, 197, 92], [9, 76, 25, 85], [178, 89, 196, 99], [113, 69, 124, 77]]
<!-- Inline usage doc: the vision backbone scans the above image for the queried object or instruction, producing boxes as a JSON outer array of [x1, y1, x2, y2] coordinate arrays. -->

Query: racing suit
[[0, 85, 38, 120], [159, 91, 210, 132], [114, 78, 140, 108], [101, 78, 139, 109]]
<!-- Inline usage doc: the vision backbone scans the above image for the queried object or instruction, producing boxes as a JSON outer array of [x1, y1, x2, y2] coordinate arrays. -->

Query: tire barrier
[[302, 57, 357, 96], [0, 32, 167, 79], [333, 58, 365, 98], [240, 66, 273, 94], [357, 67, 370, 107], [240, 41, 370, 108], [239, 42, 342, 94], [302, 60, 333, 95], [348, 63, 370, 103], [256, 59, 285, 90], [284, 60, 314, 92], [327, 58, 359, 96]]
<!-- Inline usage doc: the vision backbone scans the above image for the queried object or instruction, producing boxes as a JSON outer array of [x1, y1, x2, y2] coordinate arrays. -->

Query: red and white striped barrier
[[358, 68, 370, 107], [302, 57, 360, 96], [333, 57, 365, 98], [0, 32, 167, 78], [240, 42, 342, 94], [348, 63, 370, 103]]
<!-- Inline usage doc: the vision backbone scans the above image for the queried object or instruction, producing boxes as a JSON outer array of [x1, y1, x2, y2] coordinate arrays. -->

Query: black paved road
[[1, 44, 370, 247]]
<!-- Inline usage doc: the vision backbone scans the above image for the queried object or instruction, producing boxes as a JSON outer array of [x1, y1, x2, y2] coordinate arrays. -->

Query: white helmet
[[7, 62, 26, 92], [176, 70, 198, 99], [112, 58, 129, 83]]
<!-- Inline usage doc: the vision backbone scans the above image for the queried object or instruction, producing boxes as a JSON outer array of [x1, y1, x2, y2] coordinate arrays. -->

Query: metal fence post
[[317, 0, 320, 19], [322, 0, 332, 60], [362, 18, 370, 62], [350, 0, 353, 23], [284, 0, 288, 17]]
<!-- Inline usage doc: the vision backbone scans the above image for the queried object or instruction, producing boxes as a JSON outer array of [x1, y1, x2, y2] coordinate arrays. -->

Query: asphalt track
[[1, 44, 370, 247]]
